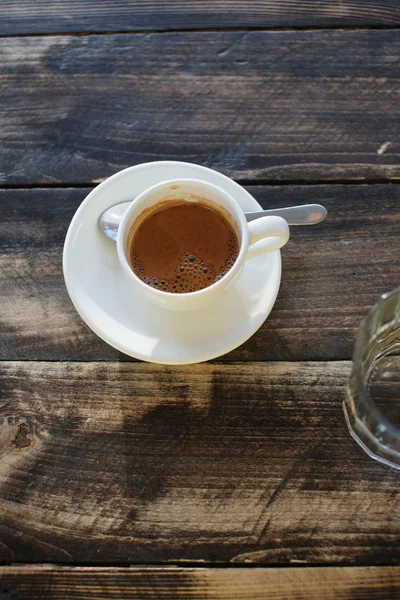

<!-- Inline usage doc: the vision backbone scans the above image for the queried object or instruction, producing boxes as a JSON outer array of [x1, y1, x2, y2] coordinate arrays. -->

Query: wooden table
[[0, 2, 399, 598]]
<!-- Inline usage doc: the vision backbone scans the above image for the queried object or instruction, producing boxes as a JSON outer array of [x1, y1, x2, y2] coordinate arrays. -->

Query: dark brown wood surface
[[2, 360, 400, 565], [1, 184, 398, 361], [1, 30, 399, 186], [1, 1, 400, 35], [1, 566, 400, 599]]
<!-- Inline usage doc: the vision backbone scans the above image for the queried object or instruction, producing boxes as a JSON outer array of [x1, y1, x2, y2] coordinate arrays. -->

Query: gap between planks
[[0, 179, 400, 190], [1, 25, 400, 39]]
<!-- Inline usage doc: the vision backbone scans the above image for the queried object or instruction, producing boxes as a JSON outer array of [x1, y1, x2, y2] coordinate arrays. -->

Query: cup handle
[[247, 216, 290, 258]]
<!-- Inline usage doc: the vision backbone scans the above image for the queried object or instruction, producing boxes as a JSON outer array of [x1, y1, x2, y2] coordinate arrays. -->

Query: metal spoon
[[99, 201, 327, 242]]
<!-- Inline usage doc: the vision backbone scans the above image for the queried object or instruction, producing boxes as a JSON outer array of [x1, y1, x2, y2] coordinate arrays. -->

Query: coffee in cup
[[127, 199, 239, 294], [117, 179, 290, 311]]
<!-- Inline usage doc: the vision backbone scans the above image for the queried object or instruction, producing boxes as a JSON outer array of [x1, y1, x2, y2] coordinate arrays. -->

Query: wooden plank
[[1, 1, 400, 35], [0, 30, 399, 185], [0, 184, 398, 361], [1, 566, 400, 600], [1, 360, 400, 565]]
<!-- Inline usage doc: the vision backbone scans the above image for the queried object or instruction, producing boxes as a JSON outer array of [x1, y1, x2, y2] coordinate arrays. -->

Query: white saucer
[[63, 161, 281, 364]]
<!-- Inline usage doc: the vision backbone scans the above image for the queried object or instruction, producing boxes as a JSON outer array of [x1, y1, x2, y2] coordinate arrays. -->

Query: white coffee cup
[[117, 178, 289, 311]]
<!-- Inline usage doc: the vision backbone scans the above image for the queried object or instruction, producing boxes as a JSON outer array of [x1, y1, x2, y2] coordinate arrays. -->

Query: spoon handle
[[245, 204, 327, 225]]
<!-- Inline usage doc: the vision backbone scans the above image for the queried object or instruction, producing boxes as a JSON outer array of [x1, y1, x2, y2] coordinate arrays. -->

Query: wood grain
[[1, 360, 400, 565], [0, 184, 398, 361], [1, 1, 400, 35], [1, 566, 400, 599], [0, 30, 399, 185]]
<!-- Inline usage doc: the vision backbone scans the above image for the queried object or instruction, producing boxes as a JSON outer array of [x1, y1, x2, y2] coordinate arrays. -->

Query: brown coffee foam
[[126, 194, 239, 252], [128, 198, 239, 294]]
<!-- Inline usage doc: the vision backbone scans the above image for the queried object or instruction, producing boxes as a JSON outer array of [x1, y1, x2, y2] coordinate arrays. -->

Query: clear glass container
[[344, 287, 400, 469]]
